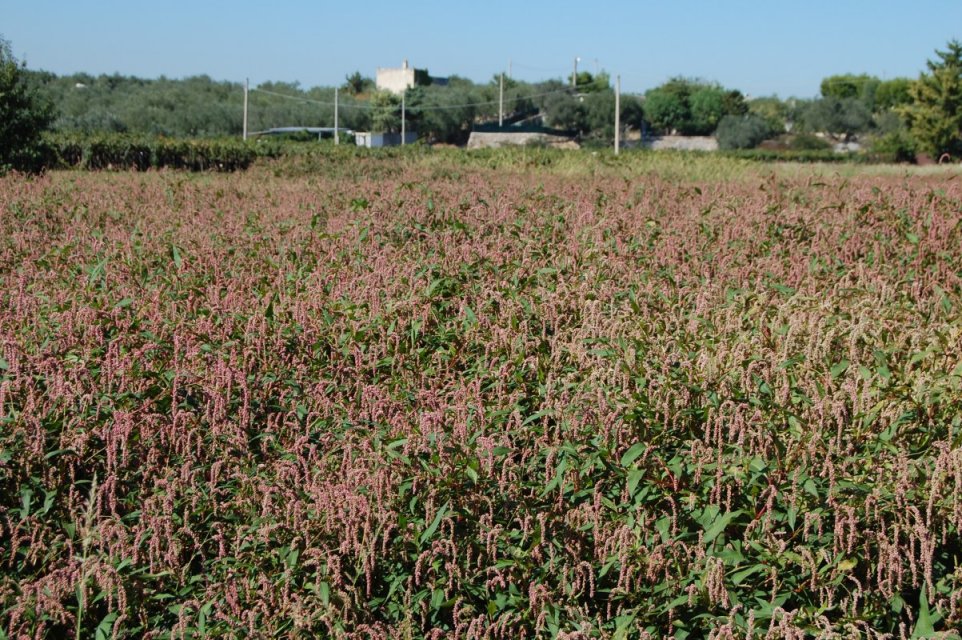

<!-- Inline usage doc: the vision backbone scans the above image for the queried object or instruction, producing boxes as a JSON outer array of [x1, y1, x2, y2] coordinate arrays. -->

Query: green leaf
[[731, 565, 764, 585], [912, 585, 937, 638], [43, 448, 76, 460], [621, 442, 646, 467], [704, 510, 741, 544], [837, 557, 857, 572], [420, 502, 449, 545], [170, 244, 182, 269], [198, 601, 212, 635], [20, 487, 33, 519], [541, 458, 568, 496], [95, 611, 119, 640], [465, 465, 479, 484], [769, 282, 796, 297], [830, 359, 849, 379], [522, 409, 551, 426], [626, 469, 645, 496]]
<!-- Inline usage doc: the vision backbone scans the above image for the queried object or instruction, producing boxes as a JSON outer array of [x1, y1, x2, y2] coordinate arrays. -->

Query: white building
[[354, 131, 418, 148], [375, 60, 432, 95]]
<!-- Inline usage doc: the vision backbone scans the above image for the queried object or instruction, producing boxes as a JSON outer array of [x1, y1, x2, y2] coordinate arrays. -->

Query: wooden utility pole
[[615, 75, 621, 155], [334, 87, 339, 145], [499, 73, 504, 128], [243, 78, 249, 141]]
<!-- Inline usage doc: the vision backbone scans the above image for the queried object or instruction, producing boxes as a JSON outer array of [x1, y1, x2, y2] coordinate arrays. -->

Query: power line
[[249, 85, 576, 113]]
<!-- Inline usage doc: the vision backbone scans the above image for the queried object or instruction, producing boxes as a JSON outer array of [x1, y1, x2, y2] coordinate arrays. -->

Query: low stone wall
[[641, 136, 718, 151], [467, 131, 577, 149]]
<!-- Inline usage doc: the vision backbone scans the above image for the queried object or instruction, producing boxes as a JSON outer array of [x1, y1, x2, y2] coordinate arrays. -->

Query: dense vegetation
[[2, 151, 962, 638], [0, 37, 53, 172], [23, 70, 643, 147], [0, 37, 952, 164]]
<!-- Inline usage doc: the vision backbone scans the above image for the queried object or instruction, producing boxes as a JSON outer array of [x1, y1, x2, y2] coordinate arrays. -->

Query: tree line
[[4, 35, 962, 171]]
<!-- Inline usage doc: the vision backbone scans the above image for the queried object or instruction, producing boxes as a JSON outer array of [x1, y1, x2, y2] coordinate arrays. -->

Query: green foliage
[[875, 78, 913, 111], [406, 82, 499, 145], [644, 78, 694, 134], [41, 132, 255, 171], [720, 147, 863, 162], [747, 96, 790, 134], [343, 71, 372, 95], [688, 86, 727, 134], [644, 78, 747, 136], [903, 39, 962, 157], [820, 73, 881, 108], [799, 96, 873, 137], [788, 132, 833, 150], [870, 129, 918, 163], [573, 71, 610, 93], [0, 37, 54, 172], [715, 114, 773, 150], [370, 90, 401, 133], [542, 91, 585, 132]]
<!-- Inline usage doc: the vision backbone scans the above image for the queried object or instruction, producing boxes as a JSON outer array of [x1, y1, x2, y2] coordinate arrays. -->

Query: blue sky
[[4, 1, 961, 97]]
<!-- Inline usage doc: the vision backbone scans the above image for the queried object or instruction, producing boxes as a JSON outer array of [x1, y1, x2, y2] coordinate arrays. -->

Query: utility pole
[[508, 58, 512, 78], [499, 72, 504, 128], [572, 57, 579, 88], [243, 78, 249, 141], [615, 75, 621, 155], [401, 90, 406, 145], [334, 87, 339, 145]]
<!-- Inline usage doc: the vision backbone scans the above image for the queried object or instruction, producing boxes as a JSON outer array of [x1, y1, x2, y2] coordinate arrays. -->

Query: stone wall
[[466, 131, 577, 149], [640, 136, 719, 151]]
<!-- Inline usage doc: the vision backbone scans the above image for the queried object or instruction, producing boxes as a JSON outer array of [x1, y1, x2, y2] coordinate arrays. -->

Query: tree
[[748, 96, 790, 133], [874, 78, 913, 111], [644, 78, 747, 136], [799, 96, 872, 138], [0, 37, 53, 172], [573, 71, 610, 93], [542, 91, 585, 132], [343, 71, 373, 96], [715, 114, 773, 149], [644, 78, 692, 134], [902, 40, 962, 157], [820, 73, 881, 109], [369, 90, 400, 132], [688, 86, 728, 135]]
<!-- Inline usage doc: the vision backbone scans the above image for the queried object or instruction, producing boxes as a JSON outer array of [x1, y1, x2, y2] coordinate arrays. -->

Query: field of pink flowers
[[2, 160, 962, 638]]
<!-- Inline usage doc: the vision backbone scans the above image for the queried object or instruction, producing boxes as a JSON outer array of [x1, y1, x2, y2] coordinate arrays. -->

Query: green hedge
[[41, 133, 256, 171], [721, 148, 874, 163]]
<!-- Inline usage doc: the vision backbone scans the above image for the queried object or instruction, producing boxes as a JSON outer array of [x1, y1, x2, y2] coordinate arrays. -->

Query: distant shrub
[[715, 114, 772, 150], [722, 148, 858, 163], [42, 132, 255, 171], [789, 133, 832, 151], [869, 130, 918, 163]]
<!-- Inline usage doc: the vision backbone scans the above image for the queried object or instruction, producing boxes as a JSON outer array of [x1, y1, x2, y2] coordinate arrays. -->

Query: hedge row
[[40, 133, 258, 171], [721, 149, 869, 162]]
